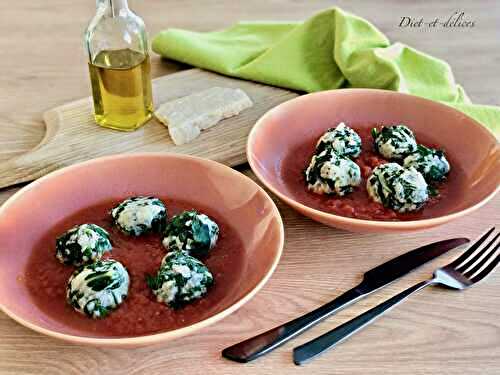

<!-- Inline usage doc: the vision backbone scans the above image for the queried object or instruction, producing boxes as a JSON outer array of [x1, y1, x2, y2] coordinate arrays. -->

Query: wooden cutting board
[[0, 69, 297, 189]]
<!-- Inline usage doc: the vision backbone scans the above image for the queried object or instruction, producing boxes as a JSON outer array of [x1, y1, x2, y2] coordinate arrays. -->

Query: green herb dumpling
[[111, 196, 167, 236], [372, 125, 417, 160], [403, 145, 450, 182], [366, 163, 429, 213], [305, 149, 361, 196], [55, 223, 112, 266], [316, 122, 362, 158], [147, 251, 214, 308], [162, 210, 219, 257], [66, 259, 129, 319]]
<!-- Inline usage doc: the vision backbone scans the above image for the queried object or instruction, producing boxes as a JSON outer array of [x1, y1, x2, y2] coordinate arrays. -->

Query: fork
[[293, 227, 500, 365]]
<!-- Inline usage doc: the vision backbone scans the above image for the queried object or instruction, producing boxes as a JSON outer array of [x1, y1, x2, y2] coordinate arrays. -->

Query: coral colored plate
[[0, 153, 284, 347], [247, 89, 499, 233]]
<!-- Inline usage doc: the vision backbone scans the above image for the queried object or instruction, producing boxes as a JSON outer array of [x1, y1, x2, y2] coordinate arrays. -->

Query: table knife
[[222, 237, 469, 363]]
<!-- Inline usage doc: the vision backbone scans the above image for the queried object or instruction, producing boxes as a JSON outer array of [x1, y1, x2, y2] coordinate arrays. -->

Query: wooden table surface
[[1, 1, 499, 374]]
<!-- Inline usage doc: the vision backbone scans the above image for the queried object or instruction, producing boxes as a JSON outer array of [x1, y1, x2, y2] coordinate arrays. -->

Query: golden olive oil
[[89, 48, 153, 131]]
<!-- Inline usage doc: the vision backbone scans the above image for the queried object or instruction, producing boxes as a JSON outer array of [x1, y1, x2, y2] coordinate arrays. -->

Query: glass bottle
[[85, 0, 153, 131]]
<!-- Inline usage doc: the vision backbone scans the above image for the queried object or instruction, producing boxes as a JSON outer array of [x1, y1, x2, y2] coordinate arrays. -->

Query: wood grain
[[0, 69, 296, 188], [1, 1, 499, 374]]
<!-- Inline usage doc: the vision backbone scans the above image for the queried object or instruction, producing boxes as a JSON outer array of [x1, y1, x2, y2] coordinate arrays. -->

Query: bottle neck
[[96, 0, 130, 16]]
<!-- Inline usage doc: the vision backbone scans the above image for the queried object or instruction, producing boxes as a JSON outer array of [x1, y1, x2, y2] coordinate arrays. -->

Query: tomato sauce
[[280, 127, 466, 221], [25, 199, 245, 337]]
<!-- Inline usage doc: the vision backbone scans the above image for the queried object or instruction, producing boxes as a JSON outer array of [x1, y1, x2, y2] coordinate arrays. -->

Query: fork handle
[[293, 279, 435, 365]]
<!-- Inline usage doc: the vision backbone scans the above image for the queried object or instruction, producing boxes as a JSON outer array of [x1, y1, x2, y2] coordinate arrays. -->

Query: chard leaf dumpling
[[66, 259, 129, 319], [403, 145, 450, 182], [366, 163, 429, 213], [372, 125, 417, 160], [305, 149, 361, 196], [316, 122, 362, 158], [111, 196, 167, 236], [55, 223, 112, 266], [147, 251, 213, 309], [162, 210, 219, 257]]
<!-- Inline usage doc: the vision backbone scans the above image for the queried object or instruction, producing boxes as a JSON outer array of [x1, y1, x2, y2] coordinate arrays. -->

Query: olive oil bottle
[[85, 0, 153, 131]]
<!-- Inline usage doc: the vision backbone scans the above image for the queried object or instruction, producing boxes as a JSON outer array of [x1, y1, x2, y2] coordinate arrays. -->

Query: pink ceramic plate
[[0, 153, 284, 347], [248, 89, 499, 233]]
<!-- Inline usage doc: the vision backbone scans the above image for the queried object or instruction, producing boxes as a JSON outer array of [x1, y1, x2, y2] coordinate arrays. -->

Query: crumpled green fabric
[[152, 7, 499, 135]]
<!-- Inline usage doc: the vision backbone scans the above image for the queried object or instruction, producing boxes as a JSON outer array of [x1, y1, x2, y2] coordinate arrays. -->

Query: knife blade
[[222, 237, 469, 363]]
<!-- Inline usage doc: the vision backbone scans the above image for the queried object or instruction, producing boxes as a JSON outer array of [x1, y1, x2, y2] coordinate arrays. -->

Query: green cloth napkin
[[152, 7, 499, 135]]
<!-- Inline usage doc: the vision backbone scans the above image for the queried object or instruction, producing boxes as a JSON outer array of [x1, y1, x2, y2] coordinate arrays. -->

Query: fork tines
[[450, 227, 500, 283]]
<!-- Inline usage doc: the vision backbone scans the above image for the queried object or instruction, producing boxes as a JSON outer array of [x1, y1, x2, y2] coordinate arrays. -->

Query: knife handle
[[222, 286, 365, 363], [293, 279, 433, 365]]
